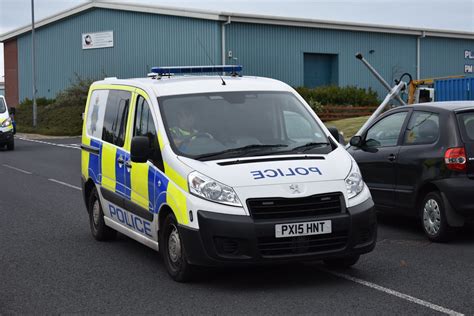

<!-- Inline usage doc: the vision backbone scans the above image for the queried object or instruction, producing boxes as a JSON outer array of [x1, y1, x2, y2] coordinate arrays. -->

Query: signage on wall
[[464, 50, 473, 73], [82, 31, 114, 50]]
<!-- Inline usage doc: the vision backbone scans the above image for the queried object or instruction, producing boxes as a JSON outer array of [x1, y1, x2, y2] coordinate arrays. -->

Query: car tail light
[[444, 147, 467, 171]]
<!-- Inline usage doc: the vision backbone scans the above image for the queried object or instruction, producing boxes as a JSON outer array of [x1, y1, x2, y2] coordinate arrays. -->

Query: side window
[[133, 96, 161, 167], [365, 112, 408, 148], [404, 111, 440, 145], [102, 90, 131, 147], [86, 90, 109, 139]]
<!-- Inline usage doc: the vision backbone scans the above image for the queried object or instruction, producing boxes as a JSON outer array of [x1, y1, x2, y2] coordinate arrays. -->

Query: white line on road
[[2, 164, 33, 175], [48, 179, 82, 191], [322, 269, 464, 316], [17, 137, 81, 150]]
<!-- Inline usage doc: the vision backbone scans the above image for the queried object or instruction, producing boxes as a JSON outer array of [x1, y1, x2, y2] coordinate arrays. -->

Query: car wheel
[[6, 140, 14, 151], [88, 187, 116, 241], [421, 191, 450, 242], [323, 255, 360, 268], [161, 213, 194, 282]]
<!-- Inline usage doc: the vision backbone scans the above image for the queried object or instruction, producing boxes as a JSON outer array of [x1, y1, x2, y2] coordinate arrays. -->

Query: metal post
[[355, 53, 406, 106], [31, 0, 37, 127]]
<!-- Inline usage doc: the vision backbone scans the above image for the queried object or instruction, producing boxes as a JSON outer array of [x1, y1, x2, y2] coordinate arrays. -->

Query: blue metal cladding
[[15, 7, 474, 103], [420, 37, 474, 79], [435, 78, 474, 101], [225, 22, 418, 99], [17, 8, 221, 100]]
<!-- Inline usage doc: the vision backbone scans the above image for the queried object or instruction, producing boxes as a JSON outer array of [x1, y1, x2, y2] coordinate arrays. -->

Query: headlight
[[1, 117, 12, 127], [345, 160, 364, 199], [188, 171, 242, 207]]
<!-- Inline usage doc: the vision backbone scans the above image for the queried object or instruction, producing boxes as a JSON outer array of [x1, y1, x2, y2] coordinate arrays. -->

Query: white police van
[[81, 66, 376, 282], [0, 95, 14, 150]]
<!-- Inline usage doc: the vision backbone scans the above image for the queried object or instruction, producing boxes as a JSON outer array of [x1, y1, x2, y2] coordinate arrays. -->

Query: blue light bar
[[150, 65, 243, 75]]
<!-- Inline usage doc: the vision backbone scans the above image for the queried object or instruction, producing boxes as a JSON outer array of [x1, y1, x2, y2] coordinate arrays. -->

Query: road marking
[[17, 137, 80, 150], [2, 164, 32, 175], [48, 179, 82, 191], [322, 269, 464, 316]]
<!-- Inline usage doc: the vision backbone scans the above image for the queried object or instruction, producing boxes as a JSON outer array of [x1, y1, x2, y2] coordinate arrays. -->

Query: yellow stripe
[[164, 162, 188, 192], [123, 93, 136, 152], [101, 143, 117, 192], [92, 84, 136, 92], [158, 133, 165, 150], [130, 162, 149, 210], [81, 136, 91, 179], [166, 182, 189, 225]]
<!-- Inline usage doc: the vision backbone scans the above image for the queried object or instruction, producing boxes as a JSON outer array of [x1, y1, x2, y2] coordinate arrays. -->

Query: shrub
[[15, 75, 93, 136], [295, 85, 379, 106]]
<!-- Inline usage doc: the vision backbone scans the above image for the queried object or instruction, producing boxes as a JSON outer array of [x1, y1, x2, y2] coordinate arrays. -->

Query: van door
[[100, 89, 132, 201], [128, 93, 167, 224]]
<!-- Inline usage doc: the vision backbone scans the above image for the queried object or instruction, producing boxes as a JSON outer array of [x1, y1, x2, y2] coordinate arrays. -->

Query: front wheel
[[323, 255, 360, 268], [6, 140, 14, 151], [160, 213, 194, 282], [421, 191, 450, 242], [88, 187, 116, 241]]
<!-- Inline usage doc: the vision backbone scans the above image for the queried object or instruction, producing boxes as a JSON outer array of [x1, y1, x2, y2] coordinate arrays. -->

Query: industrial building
[[1, 1, 473, 107]]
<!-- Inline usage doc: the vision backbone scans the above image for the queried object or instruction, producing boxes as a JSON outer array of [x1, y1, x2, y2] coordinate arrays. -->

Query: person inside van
[[170, 107, 200, 149]]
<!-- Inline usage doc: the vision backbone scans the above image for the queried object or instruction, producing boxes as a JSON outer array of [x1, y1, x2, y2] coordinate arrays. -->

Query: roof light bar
[[150, 65, 243, 75]]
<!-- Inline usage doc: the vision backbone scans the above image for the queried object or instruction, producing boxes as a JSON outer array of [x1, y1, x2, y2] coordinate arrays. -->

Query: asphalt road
[[0, 137, 473, 315]]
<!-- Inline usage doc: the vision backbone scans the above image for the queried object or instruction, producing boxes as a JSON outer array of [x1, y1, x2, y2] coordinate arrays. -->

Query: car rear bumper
[[435, 177, 474, 220], [179, 198, 377, 266]]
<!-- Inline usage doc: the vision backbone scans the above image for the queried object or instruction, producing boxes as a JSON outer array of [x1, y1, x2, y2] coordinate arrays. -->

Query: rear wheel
[[324, 255, 360, 268], [6, 140, 14, 150], [421, 191, 450, 242], [160, 213, 194, 282], [88, 187, 116, 241]]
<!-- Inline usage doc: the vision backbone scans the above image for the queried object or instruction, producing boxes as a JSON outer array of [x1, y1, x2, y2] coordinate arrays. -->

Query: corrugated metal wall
[[421, 37, 474, 79], [17, 8, 221, 100], [225, 22, 418, 98], [15, 7, 474, 102]]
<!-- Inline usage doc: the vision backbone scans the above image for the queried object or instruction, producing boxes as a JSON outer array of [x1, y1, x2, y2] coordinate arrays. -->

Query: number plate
[[275, 220, 332, 238]]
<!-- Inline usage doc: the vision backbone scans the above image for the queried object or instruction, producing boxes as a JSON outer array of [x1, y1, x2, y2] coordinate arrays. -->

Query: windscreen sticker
[[250, 167, 322, 180]]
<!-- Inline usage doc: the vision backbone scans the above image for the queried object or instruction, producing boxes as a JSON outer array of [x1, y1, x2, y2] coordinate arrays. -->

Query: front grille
[[247, 192, 344, 220], [257, 231, 348, 257]]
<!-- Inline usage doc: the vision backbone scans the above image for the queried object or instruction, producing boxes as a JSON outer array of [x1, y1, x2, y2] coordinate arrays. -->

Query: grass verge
[[325, 116, 370, 140]]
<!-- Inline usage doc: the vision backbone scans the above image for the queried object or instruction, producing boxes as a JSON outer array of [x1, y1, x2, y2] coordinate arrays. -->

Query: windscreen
[[458, 112, 474, 142], [0, 98, 6, 113], [159, 91, 331, 160]]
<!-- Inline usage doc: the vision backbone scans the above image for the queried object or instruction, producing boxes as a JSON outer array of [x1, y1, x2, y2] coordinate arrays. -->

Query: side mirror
[[131, 136, 151, 163], [350, 135, 363, 147], [327, 126, 344, 144]]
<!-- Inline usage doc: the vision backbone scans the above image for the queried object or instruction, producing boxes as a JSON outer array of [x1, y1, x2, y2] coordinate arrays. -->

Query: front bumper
[[180, 198, 377, 266], [0, 130, 13, 144]]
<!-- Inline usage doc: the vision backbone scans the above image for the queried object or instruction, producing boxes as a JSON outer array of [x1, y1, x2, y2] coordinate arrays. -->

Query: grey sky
[[1, 0, 473, 80]]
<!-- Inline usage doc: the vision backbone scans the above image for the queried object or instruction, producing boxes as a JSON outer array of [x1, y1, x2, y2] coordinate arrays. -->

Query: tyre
[[160, 213, 194, 282], [88, 187, 116, 241], [6, 140, 14, 151], [421, 191, 450, 242], [324, 255, 360, 268]]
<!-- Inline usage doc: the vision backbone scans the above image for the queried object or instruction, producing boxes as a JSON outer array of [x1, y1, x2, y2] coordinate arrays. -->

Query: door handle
[[388, 154, 396, 162], [117, 156, 125, 167]]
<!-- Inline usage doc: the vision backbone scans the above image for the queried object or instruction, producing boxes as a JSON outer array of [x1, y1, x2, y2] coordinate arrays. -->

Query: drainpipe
[[221, 16, 231, 66], [417, 31, 426, 80]]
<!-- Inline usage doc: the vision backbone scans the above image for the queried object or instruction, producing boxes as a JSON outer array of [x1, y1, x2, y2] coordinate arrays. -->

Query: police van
[[81, 66, 376, 282], [0, 95, 14, 150]]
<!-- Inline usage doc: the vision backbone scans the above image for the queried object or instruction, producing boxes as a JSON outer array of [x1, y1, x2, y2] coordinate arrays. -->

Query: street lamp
[[31, 0, 37, 127]]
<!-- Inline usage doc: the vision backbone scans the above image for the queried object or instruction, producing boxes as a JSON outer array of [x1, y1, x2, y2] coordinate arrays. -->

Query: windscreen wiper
[[284, 142, 330, 153], [195, 144, 288, 160]]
